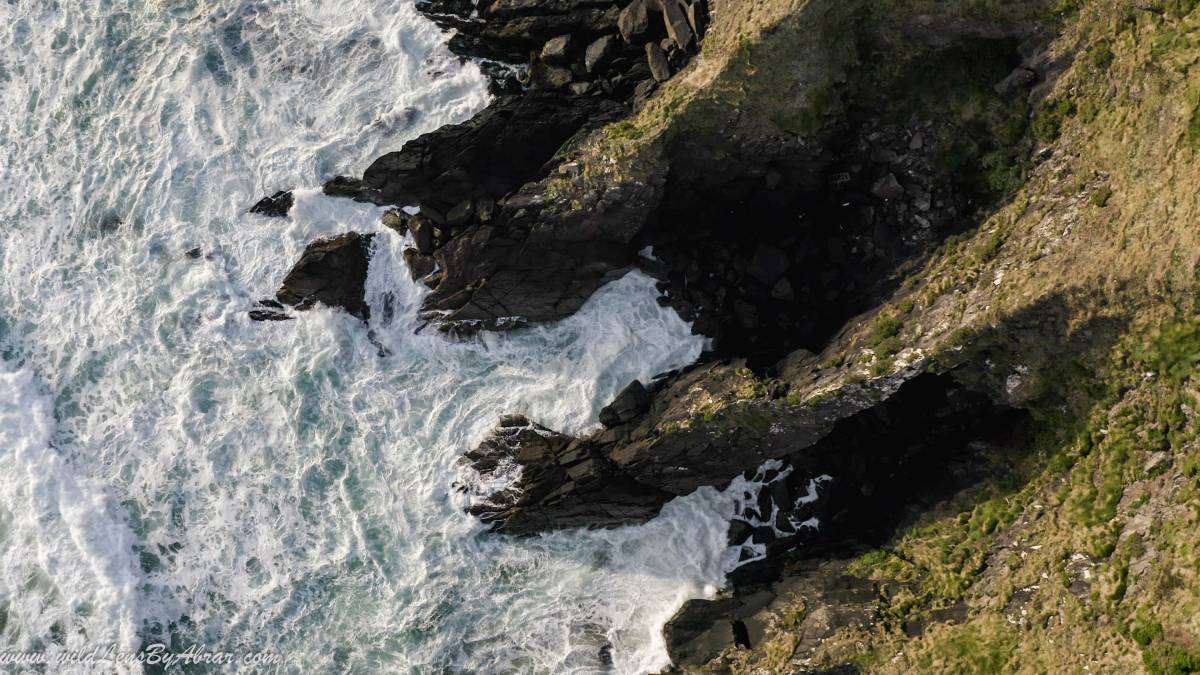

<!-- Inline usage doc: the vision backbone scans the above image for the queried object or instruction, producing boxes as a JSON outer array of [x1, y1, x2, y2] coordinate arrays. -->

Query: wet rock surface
[[307, 0, 714, 334], [248, 190, 294, 218], [274, 233, 375, 321], [465, 367, 1025, 541]]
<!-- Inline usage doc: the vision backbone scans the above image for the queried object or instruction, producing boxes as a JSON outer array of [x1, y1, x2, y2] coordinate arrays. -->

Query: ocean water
[[0, 1, 755, 673]]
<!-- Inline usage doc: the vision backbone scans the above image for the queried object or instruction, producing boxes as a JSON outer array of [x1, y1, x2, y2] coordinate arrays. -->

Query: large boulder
[[654, 0, 694, 50], [540, 34, 573, 65], [584, 35, 620, 74], [646, 42, 671, 82], [598, 379, 651, 427], [618, 0, 650, 42], [276, 233, 374, 320]]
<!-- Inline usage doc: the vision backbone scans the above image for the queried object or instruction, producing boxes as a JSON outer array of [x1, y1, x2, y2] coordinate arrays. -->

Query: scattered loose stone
[[646, 42, 671, 82], [584, 35, 620, 74], [618, 0, 650, 42], [540, 34, 573, 65], [656, 0, 694, 50], [871, 173, 906, 201]]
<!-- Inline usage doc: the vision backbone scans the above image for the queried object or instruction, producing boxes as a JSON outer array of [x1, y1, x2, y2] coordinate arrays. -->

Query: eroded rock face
[[462, 415, 669, 534], [275, 233, 374, 320], [350, 94, 627, 212], [665, 558, 876, 668], [304, 0, 717, 336]]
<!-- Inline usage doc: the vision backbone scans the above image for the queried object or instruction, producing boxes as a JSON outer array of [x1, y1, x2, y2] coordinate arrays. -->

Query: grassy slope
[[676, 0, 1200, 672]]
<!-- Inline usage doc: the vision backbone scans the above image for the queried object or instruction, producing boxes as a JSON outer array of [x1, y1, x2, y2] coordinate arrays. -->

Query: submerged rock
[[276, 233, 375, 320]]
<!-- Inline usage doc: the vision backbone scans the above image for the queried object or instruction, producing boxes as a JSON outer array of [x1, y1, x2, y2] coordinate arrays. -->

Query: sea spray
[[0, 0, 769, 672]]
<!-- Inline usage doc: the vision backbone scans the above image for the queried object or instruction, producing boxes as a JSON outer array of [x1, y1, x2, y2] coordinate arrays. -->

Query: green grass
[[1187, 98, 1200, 149], [1032, 97, 1078, 143], [1132, 318, 1200, 384]]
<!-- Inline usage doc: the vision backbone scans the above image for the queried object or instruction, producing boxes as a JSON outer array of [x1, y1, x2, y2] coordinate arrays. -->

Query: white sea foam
[[0, 361, 142, 665], [0, 0, 756, 672]]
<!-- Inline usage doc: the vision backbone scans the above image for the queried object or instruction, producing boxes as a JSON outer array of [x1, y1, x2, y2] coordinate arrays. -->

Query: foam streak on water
[[0, 1, 749, 672]]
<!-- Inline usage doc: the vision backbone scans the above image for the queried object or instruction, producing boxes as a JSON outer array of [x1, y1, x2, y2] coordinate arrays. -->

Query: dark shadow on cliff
[[646, 30, 1044, 368], [665, 289, 1131, 665]]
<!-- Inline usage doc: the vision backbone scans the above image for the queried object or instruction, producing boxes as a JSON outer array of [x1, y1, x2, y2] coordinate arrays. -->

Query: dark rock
[[871, 173, 905, 201], [686, 0, 708, 40], [531, 62, 573, 90], [276, 233, 374, 320], [426, 0, 621, 64], [632, 78, 658, 108], [728, 519, 754, 545], [584, 35, 620, 74], [540, 34, 573, 65], [409, 215, 437, 254], [249, 190, 294, 218], [747, 245, 790, 285], [446, 199, 475, 227], [994, 66, 1038, 96], [462, 416, 670, 533], [731, 620, 751, 649], [645, 42, 671, 82], [598, 380, 652, 427], [382, 210, 408, 234], [403, 247, 438, 281], [472, 197, 494, 224], [185, 247, 202, 259], [249, 309, 293, 322], [733, 299, 759, 330], [360, 93, 625, 211], [728, 559, 785, 588], [771, 277, 794, 301], [655, 0, 693, 50], [323, 175, 363, 198], [774, 509, 796, 534], [751, 525, 776, 545], [663, 561, 779, 667], [618, 0, 650, 42]]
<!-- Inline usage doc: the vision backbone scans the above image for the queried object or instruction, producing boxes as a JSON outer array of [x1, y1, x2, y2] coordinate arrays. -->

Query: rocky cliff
[[261, 0, 1200, 671]]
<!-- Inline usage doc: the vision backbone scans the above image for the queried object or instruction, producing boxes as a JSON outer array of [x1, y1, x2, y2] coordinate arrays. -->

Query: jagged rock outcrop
[[598, 379, 651, 427], [254, 0, 1200, 667], [309, 0, 713, 332], [273, 233, 375, 320], [248, 190, 294, 218], [346, 93, 628, 211], [462, 414, 669, 533]]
